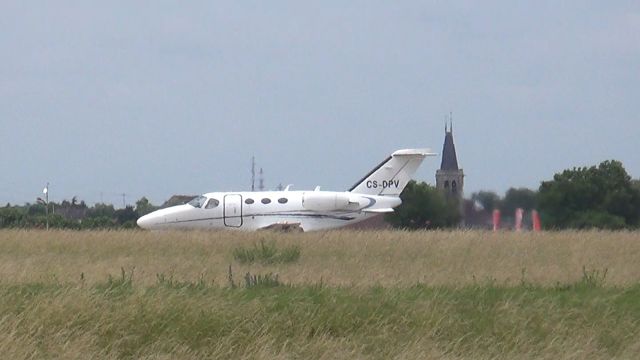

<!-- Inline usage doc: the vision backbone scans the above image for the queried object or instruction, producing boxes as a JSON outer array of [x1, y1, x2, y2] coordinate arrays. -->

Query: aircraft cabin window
[[187, 195, 207, 208], [261, 198, 271, 204], [278, 198, 288, 204], [205, 198, 219, 209], [245, 198, 254, 205]]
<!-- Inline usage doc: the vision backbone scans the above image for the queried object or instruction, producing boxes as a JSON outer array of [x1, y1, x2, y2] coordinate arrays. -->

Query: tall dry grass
[[0, 229, 639, 287], [0, 230, 640, 359]]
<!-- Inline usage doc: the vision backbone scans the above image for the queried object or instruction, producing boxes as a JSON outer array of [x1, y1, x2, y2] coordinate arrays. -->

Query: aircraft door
[[223, 194, 243, 227]]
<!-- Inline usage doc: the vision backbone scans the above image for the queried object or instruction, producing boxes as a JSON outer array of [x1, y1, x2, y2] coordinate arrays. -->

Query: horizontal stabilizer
[[361, 208, 395, 213]]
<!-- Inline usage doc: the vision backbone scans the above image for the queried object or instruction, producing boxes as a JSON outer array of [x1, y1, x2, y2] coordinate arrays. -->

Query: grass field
[[0, 229, 639, 359]]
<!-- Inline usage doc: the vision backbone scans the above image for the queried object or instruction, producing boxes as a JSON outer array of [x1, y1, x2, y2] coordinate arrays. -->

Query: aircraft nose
[[137, 214, 153, 229]]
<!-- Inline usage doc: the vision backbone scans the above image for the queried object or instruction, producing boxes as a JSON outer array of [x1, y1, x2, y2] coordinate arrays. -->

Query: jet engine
[[302, 192, 360, 211]]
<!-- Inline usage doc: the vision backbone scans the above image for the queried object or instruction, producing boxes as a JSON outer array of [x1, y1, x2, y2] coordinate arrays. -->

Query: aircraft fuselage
[[137, 148, 434, 231], [137, 190, 401, 231]]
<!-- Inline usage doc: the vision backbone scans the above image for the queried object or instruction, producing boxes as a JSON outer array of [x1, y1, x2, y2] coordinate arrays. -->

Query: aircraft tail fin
[[348, 148, 435, 196]]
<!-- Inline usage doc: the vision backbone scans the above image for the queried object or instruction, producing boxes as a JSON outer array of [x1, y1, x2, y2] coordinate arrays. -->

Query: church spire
[[436, 117, 464, 225], [440, 119, 459, 171], [444, 112, 454, 134]]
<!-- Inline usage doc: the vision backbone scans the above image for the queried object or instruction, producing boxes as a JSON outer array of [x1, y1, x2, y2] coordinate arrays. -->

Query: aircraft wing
[[258, 222, 304, 232]]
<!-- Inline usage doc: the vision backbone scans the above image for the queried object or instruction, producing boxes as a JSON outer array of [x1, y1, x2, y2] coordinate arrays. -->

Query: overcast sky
[[1, 1, 638, 206]]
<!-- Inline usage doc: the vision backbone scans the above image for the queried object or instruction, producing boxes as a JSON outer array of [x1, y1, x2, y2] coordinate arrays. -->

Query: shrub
[[232, 240, 300, 265], [243, 272, 282, 288]]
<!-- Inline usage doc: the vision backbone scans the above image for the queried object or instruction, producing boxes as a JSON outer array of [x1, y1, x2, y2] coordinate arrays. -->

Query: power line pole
[[251, 156, 256, 191], [259, 168, 264, 191], [122, 193, 126, 208], [43, 183, 49, 231]]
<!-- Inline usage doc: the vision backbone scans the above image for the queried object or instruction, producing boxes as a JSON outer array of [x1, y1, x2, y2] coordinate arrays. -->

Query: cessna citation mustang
[[137, 148, 434, 232]]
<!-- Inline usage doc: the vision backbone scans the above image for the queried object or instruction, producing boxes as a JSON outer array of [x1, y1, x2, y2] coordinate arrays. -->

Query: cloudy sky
[[1, 1, 638, 206]]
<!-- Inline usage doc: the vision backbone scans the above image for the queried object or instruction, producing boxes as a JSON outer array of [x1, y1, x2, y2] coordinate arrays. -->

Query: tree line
[[0, 197, 158, 230], [386, 159, 640, 230], [1, 160, 639, 231]]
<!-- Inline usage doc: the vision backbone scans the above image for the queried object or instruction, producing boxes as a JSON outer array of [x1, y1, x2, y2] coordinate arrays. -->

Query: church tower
[[436, 122, 464, 201]]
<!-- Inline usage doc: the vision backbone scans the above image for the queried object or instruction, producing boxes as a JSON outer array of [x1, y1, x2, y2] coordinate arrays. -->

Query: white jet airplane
[[137, 148, 435, 231]]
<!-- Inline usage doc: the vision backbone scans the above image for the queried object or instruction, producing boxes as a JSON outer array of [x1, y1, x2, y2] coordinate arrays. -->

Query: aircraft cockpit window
[[205, 198, 219, 209], [187, 195, 207, 208]]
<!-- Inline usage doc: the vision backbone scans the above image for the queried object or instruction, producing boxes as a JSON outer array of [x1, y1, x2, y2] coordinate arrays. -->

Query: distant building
[[436, 123, 464, 200], [436, 123, 465, 225], [161, 195, 196, 208], [463, 199, 493, 230]]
